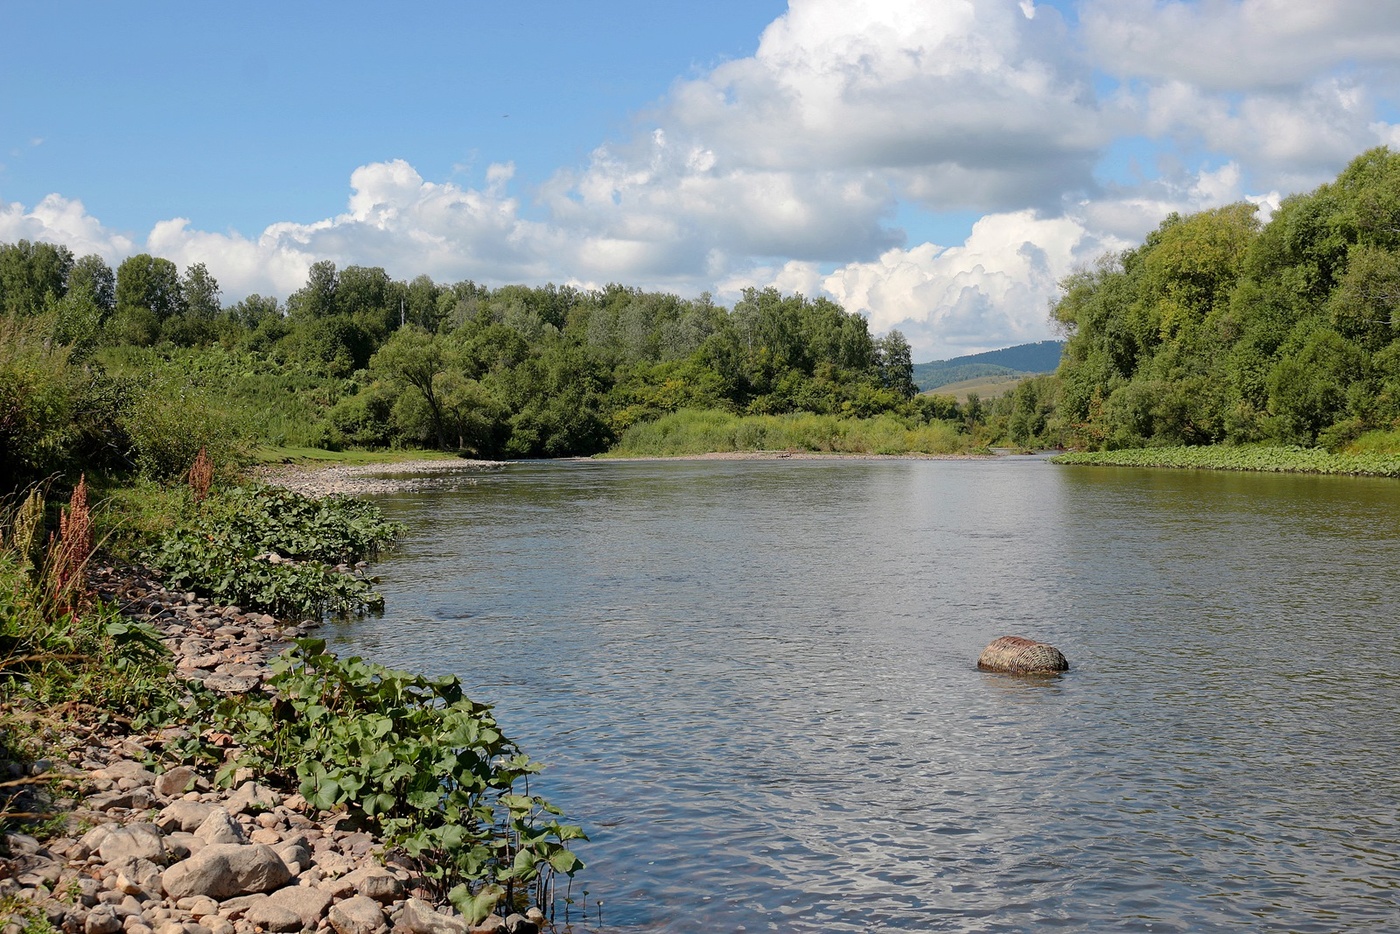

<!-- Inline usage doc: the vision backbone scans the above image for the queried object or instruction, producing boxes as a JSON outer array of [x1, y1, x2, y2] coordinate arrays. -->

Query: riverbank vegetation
[[1051, 445, 1400, 476], [0, 468, 583, 923], [1000, 147, 1400, 460]]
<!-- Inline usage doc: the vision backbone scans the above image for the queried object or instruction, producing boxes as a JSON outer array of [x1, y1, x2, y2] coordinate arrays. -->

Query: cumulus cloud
[[4, 0, 1397, 364], [1082, 0, 1400, 92], [813, 211, 1124, 360]]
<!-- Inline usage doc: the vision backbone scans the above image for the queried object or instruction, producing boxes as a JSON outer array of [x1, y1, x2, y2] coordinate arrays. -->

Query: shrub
[[149, 485, 403, 619], [199, 639, 584, 924]]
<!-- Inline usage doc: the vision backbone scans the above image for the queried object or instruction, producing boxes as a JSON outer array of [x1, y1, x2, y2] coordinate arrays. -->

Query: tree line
[[2, 240, 956, 488], [997, 146, 1400, 452]]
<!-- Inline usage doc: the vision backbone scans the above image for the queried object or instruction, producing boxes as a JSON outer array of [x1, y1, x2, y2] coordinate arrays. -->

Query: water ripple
[[328, 459, 1400, 932]]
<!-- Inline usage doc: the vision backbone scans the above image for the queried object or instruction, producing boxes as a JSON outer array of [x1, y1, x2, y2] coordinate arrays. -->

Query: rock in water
[[977, 636, 1069, 674]]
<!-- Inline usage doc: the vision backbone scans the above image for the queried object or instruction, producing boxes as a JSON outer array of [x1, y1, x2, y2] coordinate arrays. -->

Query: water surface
[[326, 458, 1400, 932]]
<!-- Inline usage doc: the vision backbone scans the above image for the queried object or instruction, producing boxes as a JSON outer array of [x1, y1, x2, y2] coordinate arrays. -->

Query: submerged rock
[[977, 636, 1069, 674]]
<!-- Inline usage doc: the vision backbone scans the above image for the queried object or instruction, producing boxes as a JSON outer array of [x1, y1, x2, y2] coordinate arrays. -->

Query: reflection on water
[[327, 459, 1400, 932]]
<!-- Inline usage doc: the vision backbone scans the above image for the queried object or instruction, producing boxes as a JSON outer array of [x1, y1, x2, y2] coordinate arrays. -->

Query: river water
[[324, 458, 1400, 932]]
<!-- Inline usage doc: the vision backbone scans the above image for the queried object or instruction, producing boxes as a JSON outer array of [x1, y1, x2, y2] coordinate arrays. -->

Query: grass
[[1051, 444, 1400, 477], [251, 445, 464, 466], [604, 408, 977, 458], [922, 375, 1023, 402]]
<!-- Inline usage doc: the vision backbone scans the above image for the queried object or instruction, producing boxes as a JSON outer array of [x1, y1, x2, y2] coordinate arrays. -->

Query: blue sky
[[4, 1, 1400, 361]]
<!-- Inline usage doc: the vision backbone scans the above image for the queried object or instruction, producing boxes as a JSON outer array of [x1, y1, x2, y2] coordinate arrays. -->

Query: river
[[324, 457, 1400, 932]]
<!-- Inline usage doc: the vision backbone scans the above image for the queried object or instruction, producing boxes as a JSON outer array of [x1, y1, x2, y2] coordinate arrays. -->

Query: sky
[[4, 1, 1400, 362]]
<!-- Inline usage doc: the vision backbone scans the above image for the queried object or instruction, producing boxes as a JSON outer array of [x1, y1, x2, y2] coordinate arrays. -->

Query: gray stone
[[394, 899, 469, 934], [98, 825, 166, 864], [342, 867, 402, 904], [242, 898, 302, 933], [266, 886, 332, 927], [94, 761, 157, 786], [501, 915, 536, 934], [109, 857, 163, 898], [275, 841, 311, 875], [154, 767, 198, 799], [201, 671, 262, 694], [193, 809, 245, 846], [3, 832, 42, 854], [85, 906, 123, 934], [160, 844, 293, 901], [156, 801, 214, 834], [328, 896, 386, 934], [89, 788, 155, 812], [226, 782, 280, 816]]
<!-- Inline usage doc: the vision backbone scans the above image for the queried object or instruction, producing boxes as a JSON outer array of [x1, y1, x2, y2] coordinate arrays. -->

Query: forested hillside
[[912, 340, 1064, 392], [1, 245, 950, 489], [1035, 147, 1400, 451]]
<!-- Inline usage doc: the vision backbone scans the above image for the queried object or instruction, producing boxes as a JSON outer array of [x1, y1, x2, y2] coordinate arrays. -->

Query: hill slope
[[913, 340, 1064, 392]]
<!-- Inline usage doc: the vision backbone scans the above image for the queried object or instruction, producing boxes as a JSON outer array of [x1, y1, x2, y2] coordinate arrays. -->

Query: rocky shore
[[0, 563, 546, 934], [252, 461, 506, 498]]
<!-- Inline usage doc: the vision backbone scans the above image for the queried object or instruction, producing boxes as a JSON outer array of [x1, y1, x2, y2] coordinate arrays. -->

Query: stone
[[3, 832, 43, 854], [94, 761, 157, 786], [157, 801, 215, 834], [98, 825, 167, 864], [109, 857, 163, 898], [266, 885, 332, 927], [154, 768, 198, 799], [275, 841, 311, 875], [976, 635, 1070, 674], [342, 867, 402, 904], [160, 844, 293, 901], [501, 915, 536, 934], [85, 906, 123, 934], [201, 671, 262, 694], [328, 895, 386, 934], [193, 809, 246, 846], [241, 898, 302, 933], [467, 917, 505, 934], [90, 789, 155, 812], [395, 899, 469, 934], [226, 782, 279, 816]]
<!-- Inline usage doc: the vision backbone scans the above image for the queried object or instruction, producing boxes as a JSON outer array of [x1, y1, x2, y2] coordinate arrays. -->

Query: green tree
[[370, 327, 452, 448], [115, 254, 184, 321], [875, 330, 917, 399], [0, 239, 74, 316], [182, 262, 222, 321]]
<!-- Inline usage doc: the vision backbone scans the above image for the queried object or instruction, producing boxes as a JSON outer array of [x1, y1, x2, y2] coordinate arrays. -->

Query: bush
[[149, 485, 404, 619], [198, 639, 584, 923]]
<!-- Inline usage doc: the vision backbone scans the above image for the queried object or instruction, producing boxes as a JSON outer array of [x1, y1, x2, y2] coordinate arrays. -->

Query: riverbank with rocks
[[251, 460, 506, 498], [0, 562, 548, 934]]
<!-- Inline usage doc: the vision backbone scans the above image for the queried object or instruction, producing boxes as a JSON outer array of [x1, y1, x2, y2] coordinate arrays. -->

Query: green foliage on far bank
[[1045, 147, 1400, 453], [606, 407, 974, 457], [1051, 445, 1400, 476]]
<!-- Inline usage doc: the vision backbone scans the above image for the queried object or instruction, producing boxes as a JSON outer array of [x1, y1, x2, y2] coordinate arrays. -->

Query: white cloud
[[0, 194, 134, 261], [814, 211, 1123, 360], [5, 0, 1397, 364], [1082, 0, 1400, 92]]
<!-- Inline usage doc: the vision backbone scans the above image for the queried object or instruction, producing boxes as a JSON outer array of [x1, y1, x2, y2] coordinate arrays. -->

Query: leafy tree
[[287, 260, 339, 320], [182, 262, 222, 321], [68, 254, 116, 313], [115, 254, 184, 322], [370, 327, 453, 448], [0, 239, 73, 316], [875, 330, 917, 399]]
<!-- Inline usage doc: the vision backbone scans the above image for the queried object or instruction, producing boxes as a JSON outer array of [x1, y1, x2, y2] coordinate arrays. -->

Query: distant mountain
[[913, 340, 1064, 393]]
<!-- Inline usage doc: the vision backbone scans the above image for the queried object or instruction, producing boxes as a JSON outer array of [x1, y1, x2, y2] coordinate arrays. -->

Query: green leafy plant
[[149, 485, 403, 618], [203, 639, 584, 923], [1050, 444, 1400, 476]]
